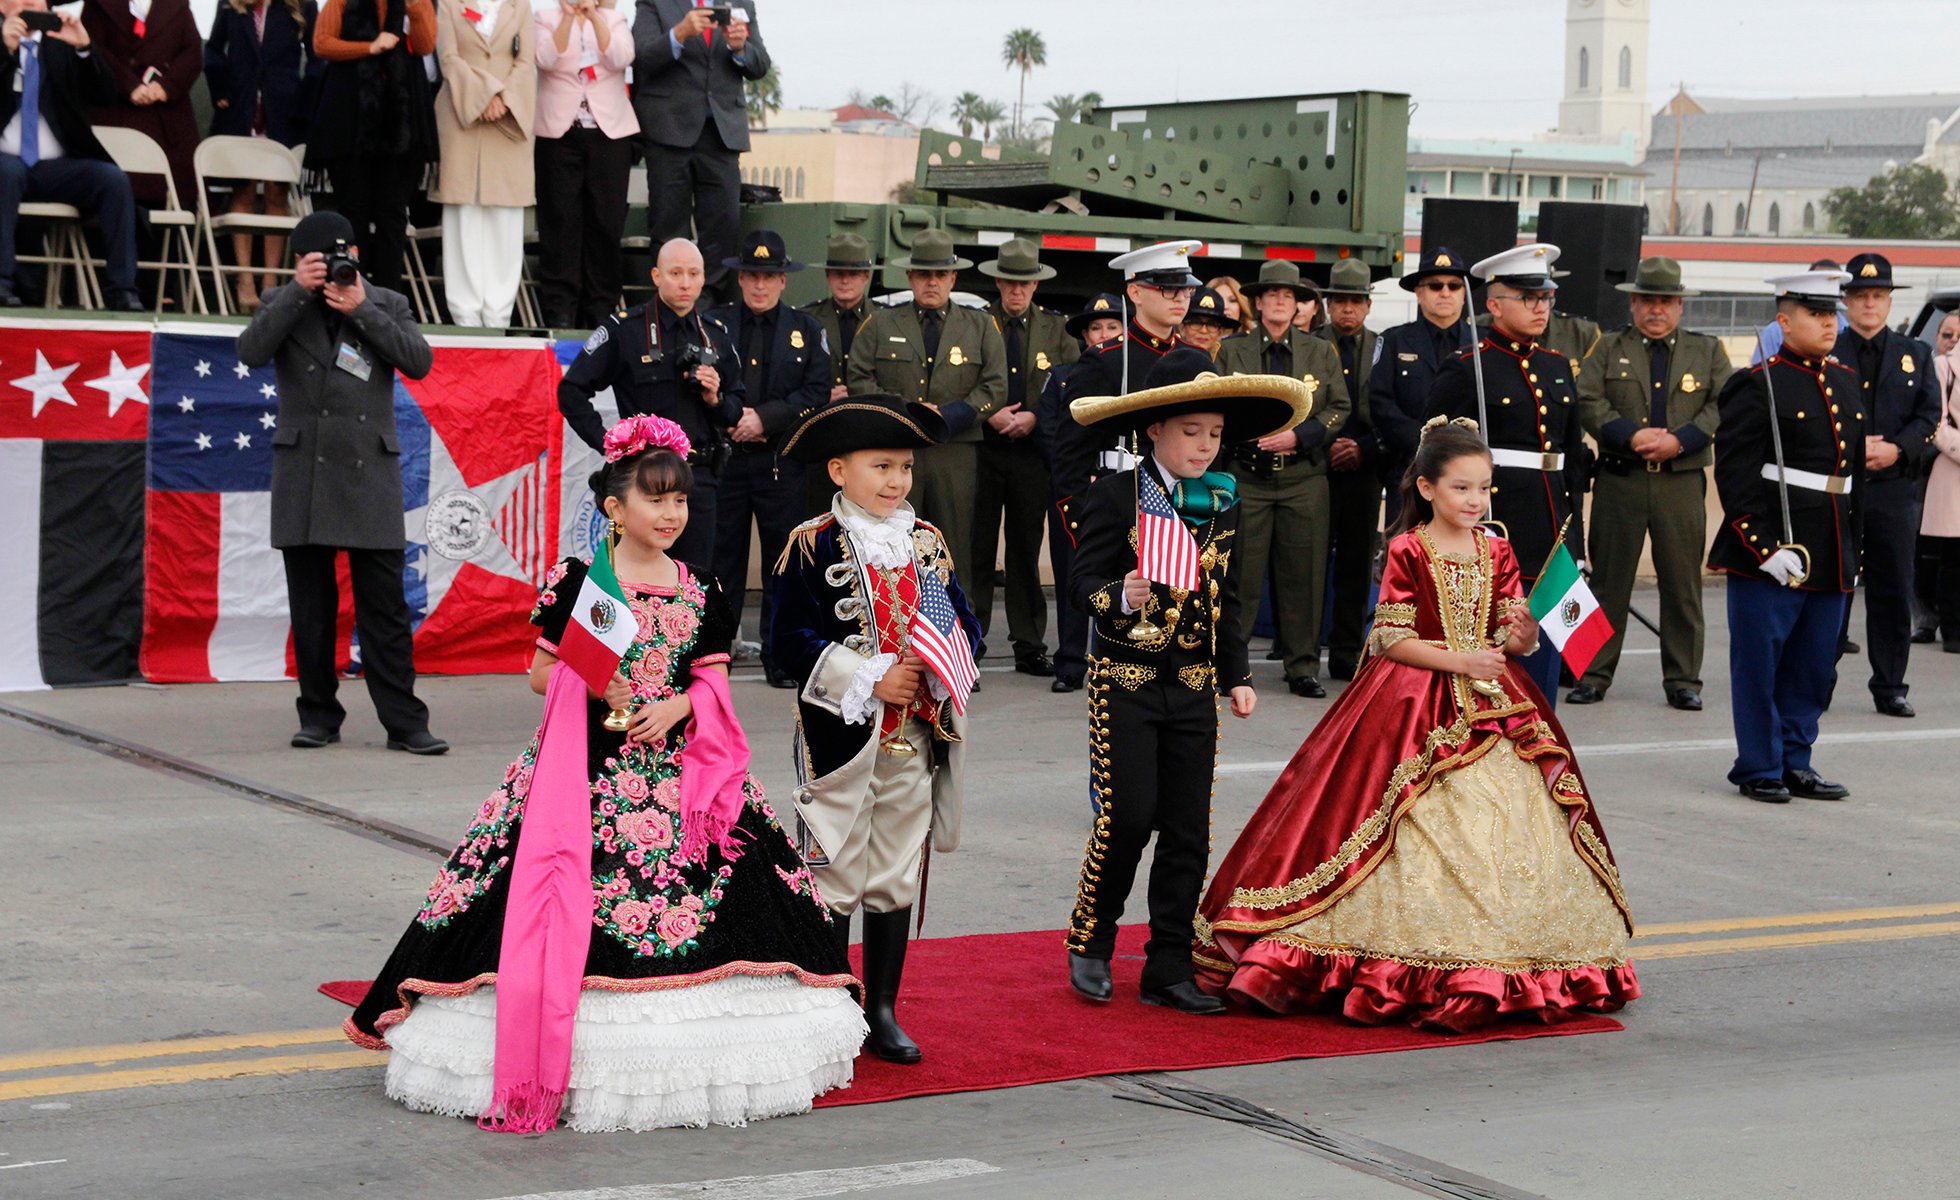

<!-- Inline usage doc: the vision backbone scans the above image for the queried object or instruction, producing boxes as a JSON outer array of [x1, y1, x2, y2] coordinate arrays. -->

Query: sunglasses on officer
[[1419, 279, 1465, 293]]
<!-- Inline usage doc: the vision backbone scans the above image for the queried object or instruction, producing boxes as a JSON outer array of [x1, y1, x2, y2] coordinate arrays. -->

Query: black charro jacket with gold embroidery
[[1066, 466, 1250, 692], [1429, 329, 1588, 579], [1707, 352, 1866, 593]]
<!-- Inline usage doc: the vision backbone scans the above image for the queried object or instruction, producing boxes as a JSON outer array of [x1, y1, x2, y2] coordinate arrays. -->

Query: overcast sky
[[745, 0, 1957, 140]]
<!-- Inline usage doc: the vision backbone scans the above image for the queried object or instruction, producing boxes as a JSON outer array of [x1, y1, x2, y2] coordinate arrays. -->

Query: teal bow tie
[[1169, 471, 1238, 527]]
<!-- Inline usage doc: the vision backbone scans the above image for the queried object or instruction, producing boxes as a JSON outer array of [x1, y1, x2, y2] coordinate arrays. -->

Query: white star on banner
[[259, 412, 277, 429], [259, 383, 277, 400], [194, 360, 212, 378], [178, 395, 195, 412], [84, 351, 150, 418], [195, 432, 213, 450], [233, 361, 251, 379], [234, 432, 252, 450], [10, 351, 79, 417]]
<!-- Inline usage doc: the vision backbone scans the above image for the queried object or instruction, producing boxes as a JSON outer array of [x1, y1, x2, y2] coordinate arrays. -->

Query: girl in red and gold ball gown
[[1194, 422, 1639, 1032]]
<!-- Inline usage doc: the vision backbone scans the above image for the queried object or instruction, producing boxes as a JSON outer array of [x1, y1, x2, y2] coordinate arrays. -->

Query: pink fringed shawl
[[480, 655, 752, 1133]]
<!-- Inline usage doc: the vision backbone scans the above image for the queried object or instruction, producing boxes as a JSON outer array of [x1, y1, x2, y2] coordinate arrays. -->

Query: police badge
[[948, 345, 966, 366], [1681, 372, 1699, 393]]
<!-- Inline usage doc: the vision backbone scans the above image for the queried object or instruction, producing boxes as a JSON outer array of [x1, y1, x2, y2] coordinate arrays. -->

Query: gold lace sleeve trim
[[1374, 601, 1417, 627], [1366, 626, 1418, 656]]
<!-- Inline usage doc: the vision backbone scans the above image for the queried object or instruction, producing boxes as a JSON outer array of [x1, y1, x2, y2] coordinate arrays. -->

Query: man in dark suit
[[237, 212, 446, 755], [708, 229, 830, 688], [632, 0, 769, 300], [1835, 252, 1942, 718], [0, 0, 142, 309]]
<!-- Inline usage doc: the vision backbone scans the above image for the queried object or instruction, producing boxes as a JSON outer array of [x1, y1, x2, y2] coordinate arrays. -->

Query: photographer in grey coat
[[238, 211, 448, 755]]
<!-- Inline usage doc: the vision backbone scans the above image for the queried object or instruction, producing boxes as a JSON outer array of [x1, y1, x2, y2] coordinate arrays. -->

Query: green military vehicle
[[738, 91, 1412, 308]]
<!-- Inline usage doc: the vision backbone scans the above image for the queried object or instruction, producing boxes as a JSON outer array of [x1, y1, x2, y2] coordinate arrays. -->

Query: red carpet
[[320, 924, 1621, 1108]]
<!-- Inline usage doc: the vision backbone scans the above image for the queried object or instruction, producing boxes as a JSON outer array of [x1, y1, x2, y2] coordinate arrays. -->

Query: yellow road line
[[0, 1028, 346, 1074], [1636, 920, 1960, 961], [1637, 901, 1960, 939], [0, 1050, 383, 1102]]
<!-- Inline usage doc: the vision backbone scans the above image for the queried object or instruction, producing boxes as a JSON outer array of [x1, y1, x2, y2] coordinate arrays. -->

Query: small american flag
[[1136, 469, 1201, 591], [911, 567, 977, 715]]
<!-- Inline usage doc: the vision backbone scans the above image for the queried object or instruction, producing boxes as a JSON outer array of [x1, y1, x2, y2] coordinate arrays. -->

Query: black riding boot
[[859, 907, 922, 1064]]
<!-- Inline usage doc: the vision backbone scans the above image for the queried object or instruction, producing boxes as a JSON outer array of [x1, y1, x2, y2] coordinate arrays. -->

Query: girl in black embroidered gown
[[344, 420, 863, 1132]]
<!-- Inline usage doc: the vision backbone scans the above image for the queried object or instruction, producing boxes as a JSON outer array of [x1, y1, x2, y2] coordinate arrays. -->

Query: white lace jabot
[[834, 496, 916, 571]]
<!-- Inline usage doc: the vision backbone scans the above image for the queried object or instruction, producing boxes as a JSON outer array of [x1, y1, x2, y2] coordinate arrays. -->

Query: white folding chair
[[94, 126, 208, 315], [13, 201, 98, 309], [194, 136, 310, 315], [403, 221, 445, 323]]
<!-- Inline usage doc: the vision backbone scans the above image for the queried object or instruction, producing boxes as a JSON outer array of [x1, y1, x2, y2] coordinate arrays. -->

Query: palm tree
[[746, 65, 783, 130], [1044, 93, 1080, 125], [951, 91, 985, 138], [971, 98, 1007, 143], [1078, 90, 1102, 119], [1000, 28, 1046, 139]]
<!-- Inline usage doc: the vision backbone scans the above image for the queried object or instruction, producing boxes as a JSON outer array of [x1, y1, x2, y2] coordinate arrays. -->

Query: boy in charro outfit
[[1062, 348, 1311, 1014], [768, 394, 982, 1064]]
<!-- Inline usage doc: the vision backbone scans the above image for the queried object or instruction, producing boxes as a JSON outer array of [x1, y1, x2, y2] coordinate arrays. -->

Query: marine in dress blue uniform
[[1831, 253, 1942, 718], [1427, 243, 1587, 708], [1708, 268, 1865, 803]]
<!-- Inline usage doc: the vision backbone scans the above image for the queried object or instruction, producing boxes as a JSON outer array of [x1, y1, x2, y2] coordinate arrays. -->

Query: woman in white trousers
[[432, 0, 535, 326]]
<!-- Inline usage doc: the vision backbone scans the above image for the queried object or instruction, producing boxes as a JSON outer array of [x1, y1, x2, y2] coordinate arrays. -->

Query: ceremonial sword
[[1753, 328, 1810, 587]]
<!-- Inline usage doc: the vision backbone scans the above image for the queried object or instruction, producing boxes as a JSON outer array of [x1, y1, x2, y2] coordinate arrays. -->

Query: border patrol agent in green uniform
[[1314, 258, 1381, 680], [846, 229, 1008, 575], [802, 232, 879, 513], [975, 238, 1080, 673], [1215, 259, 1351, 696], [1573, 257, 1732, 710]]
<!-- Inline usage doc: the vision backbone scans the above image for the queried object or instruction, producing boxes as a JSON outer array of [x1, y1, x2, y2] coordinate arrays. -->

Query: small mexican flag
[[555, 539, 640, 695], [1528, 540, 1612, 677]]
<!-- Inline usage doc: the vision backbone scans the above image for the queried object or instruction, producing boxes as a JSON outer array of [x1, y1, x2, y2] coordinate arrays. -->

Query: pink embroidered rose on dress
[[614, 769, 651, 804], [614, 808, 674, 850], [610, 899, 654, 936], [652, 776, 681, 811], [656, 904, 701, 947], [657, 603, 698, 644]]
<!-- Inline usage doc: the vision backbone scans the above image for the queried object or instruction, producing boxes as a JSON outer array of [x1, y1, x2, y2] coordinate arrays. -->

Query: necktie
[[921, 309, 942, 378], [1338, 335, 1357, 392], [1647, 338, 1670, 429], [1265, 336, 1289, 377], [1005, 317, 1025, 409], [743, 312, 769, 406], [837, 305, 859, 369], [1857, 337, 1878, 400], [19, 40, 41, 168], [695, 0, 714, 46]]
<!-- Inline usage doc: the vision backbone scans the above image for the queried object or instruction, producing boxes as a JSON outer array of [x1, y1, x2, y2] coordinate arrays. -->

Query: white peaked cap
[[1766, 268, 1852, 309], [1109, 239, 1204, 284], [1472, 242, 1561, 286]]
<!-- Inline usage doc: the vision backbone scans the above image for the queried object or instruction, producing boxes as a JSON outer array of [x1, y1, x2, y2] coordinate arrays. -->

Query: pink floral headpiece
[[603, 415, 693, 464]]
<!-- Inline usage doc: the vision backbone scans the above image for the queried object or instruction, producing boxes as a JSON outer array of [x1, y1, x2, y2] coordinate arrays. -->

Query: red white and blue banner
[[0, 317, 612, 692]]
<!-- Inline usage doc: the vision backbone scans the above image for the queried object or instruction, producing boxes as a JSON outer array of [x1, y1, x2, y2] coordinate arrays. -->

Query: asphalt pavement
[[1, 582, 1955, 1199]]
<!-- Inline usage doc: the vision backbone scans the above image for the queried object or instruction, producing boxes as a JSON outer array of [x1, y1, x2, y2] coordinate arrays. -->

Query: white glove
[[1759, 548, 1805, 587]]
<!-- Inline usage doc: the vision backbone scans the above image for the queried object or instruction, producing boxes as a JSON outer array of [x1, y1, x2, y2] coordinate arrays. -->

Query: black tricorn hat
[[777, 394, 948, 464], [1069, 347, 1311, 444]]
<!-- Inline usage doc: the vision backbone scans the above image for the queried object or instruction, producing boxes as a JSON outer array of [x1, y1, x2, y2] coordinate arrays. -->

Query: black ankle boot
[[858, 907, 922, 1064]]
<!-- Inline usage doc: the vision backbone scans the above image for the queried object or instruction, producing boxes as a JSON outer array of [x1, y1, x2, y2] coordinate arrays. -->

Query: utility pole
[[1668, 82, 1685, 234], [1742, 150, 1763, 235]]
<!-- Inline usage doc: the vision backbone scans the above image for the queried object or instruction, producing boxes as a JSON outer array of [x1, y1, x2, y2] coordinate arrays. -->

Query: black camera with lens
[[673, 337, 720, 384], [325, 238, 360, 288]]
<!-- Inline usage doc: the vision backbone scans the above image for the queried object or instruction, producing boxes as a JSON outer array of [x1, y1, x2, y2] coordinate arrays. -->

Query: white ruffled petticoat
[[382, 974, 867, 1132]]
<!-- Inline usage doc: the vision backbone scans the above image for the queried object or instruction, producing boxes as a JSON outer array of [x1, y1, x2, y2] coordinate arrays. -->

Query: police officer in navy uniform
[[1710, 268, 1865, 803], [1371, 245, 1473, 527], [1833, 252, 1941, 718], [559, 237, 743, 564], [1428, 242, 1587, 708], [708, 229, 832, 687], [1050, 244, 1201, 688]]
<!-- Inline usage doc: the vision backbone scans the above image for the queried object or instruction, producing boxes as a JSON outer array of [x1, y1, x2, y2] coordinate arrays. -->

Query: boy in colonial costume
[[768, 395, 983, 1064], [1062, 348, 1312, 1013]]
